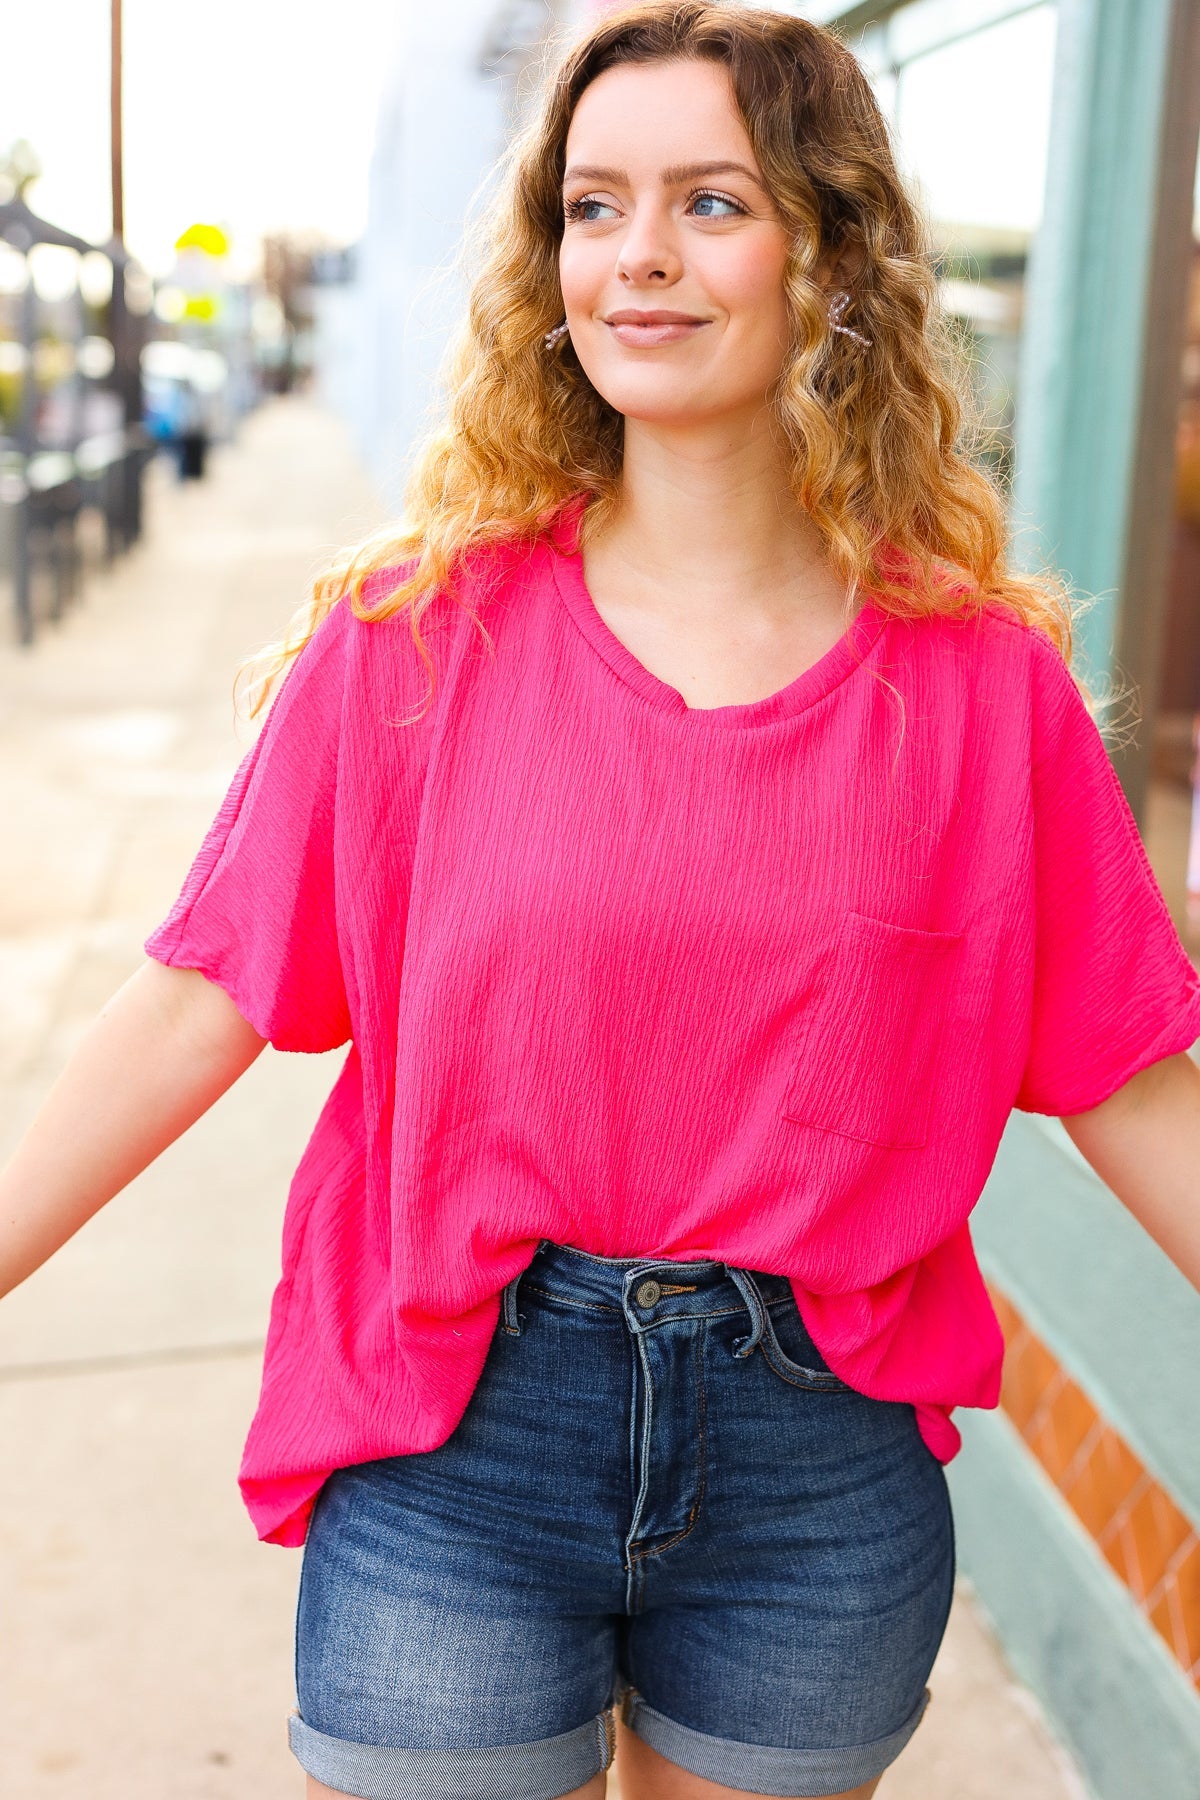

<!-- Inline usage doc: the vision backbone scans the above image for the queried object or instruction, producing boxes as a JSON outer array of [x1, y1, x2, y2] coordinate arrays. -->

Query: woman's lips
[[604, 315, 710, 347]]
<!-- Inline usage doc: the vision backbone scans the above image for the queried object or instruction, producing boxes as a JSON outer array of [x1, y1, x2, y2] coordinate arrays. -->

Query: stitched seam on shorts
[[521, 1284, 621, 1313], [639, 1302, 746, 1324], [629, 1492, 702, 1560], [629, 1321, 708, 1563], [523, 1287, 758, 1324]]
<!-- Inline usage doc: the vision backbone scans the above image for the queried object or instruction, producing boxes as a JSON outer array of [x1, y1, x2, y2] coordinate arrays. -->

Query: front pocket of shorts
[[780, 912, 962, 1150], [759, 1300, 847, 1391]]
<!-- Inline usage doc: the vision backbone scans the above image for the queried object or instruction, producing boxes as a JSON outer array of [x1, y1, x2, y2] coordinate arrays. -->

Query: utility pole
[[108, 0, 145, 549], [110, 0, 124, 243]]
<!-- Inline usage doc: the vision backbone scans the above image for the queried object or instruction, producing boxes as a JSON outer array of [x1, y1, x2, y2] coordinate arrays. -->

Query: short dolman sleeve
[[144, 603, 352, 1054], [1016, 638, 1200, 1115]]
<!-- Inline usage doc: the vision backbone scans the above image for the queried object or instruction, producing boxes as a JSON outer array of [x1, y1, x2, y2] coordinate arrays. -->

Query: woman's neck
[[592, 418, 845, 622]]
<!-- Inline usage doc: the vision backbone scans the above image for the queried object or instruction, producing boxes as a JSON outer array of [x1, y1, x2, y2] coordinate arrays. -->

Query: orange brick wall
[[990, 1284, 1200, 1692]]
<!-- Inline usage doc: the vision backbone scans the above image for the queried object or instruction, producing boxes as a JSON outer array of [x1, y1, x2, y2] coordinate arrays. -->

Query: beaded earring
[[827, 289, 871, 348], [544, 320, 570, 350]]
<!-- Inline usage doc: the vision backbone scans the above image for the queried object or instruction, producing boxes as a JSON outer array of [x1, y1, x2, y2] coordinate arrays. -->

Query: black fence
[[0, 197, 152, 645]]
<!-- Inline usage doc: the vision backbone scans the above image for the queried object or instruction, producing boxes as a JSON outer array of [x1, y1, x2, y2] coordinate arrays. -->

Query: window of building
[[850, 0, 1059, 489]]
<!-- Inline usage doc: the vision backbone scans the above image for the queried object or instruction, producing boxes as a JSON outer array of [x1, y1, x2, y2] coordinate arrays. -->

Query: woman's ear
[[815, 239, 867, 292]]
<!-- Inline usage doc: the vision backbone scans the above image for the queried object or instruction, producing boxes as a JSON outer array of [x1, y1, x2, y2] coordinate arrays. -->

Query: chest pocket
[[780, 911, 962, 1150]]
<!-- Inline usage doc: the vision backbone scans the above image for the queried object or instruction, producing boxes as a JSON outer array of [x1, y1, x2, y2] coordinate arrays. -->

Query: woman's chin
[[588, 379, 748, 433]]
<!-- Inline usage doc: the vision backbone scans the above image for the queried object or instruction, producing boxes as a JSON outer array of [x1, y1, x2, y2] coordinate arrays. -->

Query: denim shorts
[[289, 1242, 955, 1799]]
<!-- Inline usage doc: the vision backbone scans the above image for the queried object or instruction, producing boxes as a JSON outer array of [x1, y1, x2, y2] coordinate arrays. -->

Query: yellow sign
[[174, 223, 230, 258]]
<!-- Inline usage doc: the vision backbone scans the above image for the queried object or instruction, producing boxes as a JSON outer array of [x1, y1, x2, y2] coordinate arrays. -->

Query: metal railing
[[0, 195, 150, 645]]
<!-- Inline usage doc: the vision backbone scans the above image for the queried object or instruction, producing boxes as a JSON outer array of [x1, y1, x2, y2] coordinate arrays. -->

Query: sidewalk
[[0, 395, 1088, 1799]]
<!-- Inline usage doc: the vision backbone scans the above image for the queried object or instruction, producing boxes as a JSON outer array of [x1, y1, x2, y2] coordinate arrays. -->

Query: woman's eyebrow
[[663, 159, 768, 189], [562, 159, 767, 189]]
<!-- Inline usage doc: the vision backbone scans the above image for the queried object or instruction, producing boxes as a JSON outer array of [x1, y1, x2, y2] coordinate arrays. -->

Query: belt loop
[[501, 1270, 524, 1336], [726, 1266, 767, 1358]]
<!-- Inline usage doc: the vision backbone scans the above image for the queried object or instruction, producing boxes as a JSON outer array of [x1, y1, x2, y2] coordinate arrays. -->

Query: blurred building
[[312, 0, 590, 505]]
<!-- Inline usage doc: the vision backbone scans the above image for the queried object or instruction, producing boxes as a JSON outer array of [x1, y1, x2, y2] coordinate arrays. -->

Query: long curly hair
[[241, 0, 1073, 719]]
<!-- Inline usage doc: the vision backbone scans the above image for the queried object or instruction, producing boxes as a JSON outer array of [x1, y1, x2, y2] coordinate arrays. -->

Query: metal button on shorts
[[635, 1279, 661, 1308]]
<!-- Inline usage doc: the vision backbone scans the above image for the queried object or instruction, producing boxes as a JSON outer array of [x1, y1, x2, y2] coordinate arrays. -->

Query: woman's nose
[[614, 206, 683, 286]]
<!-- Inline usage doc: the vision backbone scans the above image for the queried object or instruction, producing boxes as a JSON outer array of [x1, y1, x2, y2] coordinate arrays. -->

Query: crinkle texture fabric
[[145, 502, 1200, 1546]]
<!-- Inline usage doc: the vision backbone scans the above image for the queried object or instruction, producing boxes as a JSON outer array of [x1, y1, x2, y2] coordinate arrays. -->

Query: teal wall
[[975, 1116, 1200, 1507], [1012, 0, 1182, 686], [949, 1406, 1200, 1800]]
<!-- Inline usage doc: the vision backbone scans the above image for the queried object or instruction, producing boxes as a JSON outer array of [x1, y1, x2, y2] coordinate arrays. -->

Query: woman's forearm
[[1060, 1050, 1200, 1290], [0, 961, 266, 1301]]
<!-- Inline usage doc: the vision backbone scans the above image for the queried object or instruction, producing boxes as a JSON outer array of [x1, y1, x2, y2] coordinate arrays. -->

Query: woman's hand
[[0, 962, 266, 1301], [1060, 1049, 1200, 1289]]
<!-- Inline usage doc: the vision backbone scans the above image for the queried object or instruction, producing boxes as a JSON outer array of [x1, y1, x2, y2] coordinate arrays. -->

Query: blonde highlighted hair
[[241, 0, 1073, 719]]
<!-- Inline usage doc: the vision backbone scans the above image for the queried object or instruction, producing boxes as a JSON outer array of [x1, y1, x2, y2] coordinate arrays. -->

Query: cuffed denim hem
[[287, 1707, 614, 1800], [620, 1683, 931, 1797]]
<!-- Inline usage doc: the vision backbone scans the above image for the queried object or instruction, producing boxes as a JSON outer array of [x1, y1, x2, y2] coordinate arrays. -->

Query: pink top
[[146, 503, 1200, 1546]]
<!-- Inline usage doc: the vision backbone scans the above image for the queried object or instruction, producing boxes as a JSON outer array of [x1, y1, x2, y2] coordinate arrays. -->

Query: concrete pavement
[[0, 395, 1088, 1798]]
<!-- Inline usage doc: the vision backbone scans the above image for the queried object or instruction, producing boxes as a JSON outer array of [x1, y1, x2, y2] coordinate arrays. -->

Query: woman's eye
[[563, 190, 746, 225], [690, 190, 744, 219], [564, 196, 617, 224]]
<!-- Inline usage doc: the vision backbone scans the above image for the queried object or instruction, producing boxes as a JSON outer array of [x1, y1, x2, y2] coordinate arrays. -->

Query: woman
[[3, 6, 1199, 1799]]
